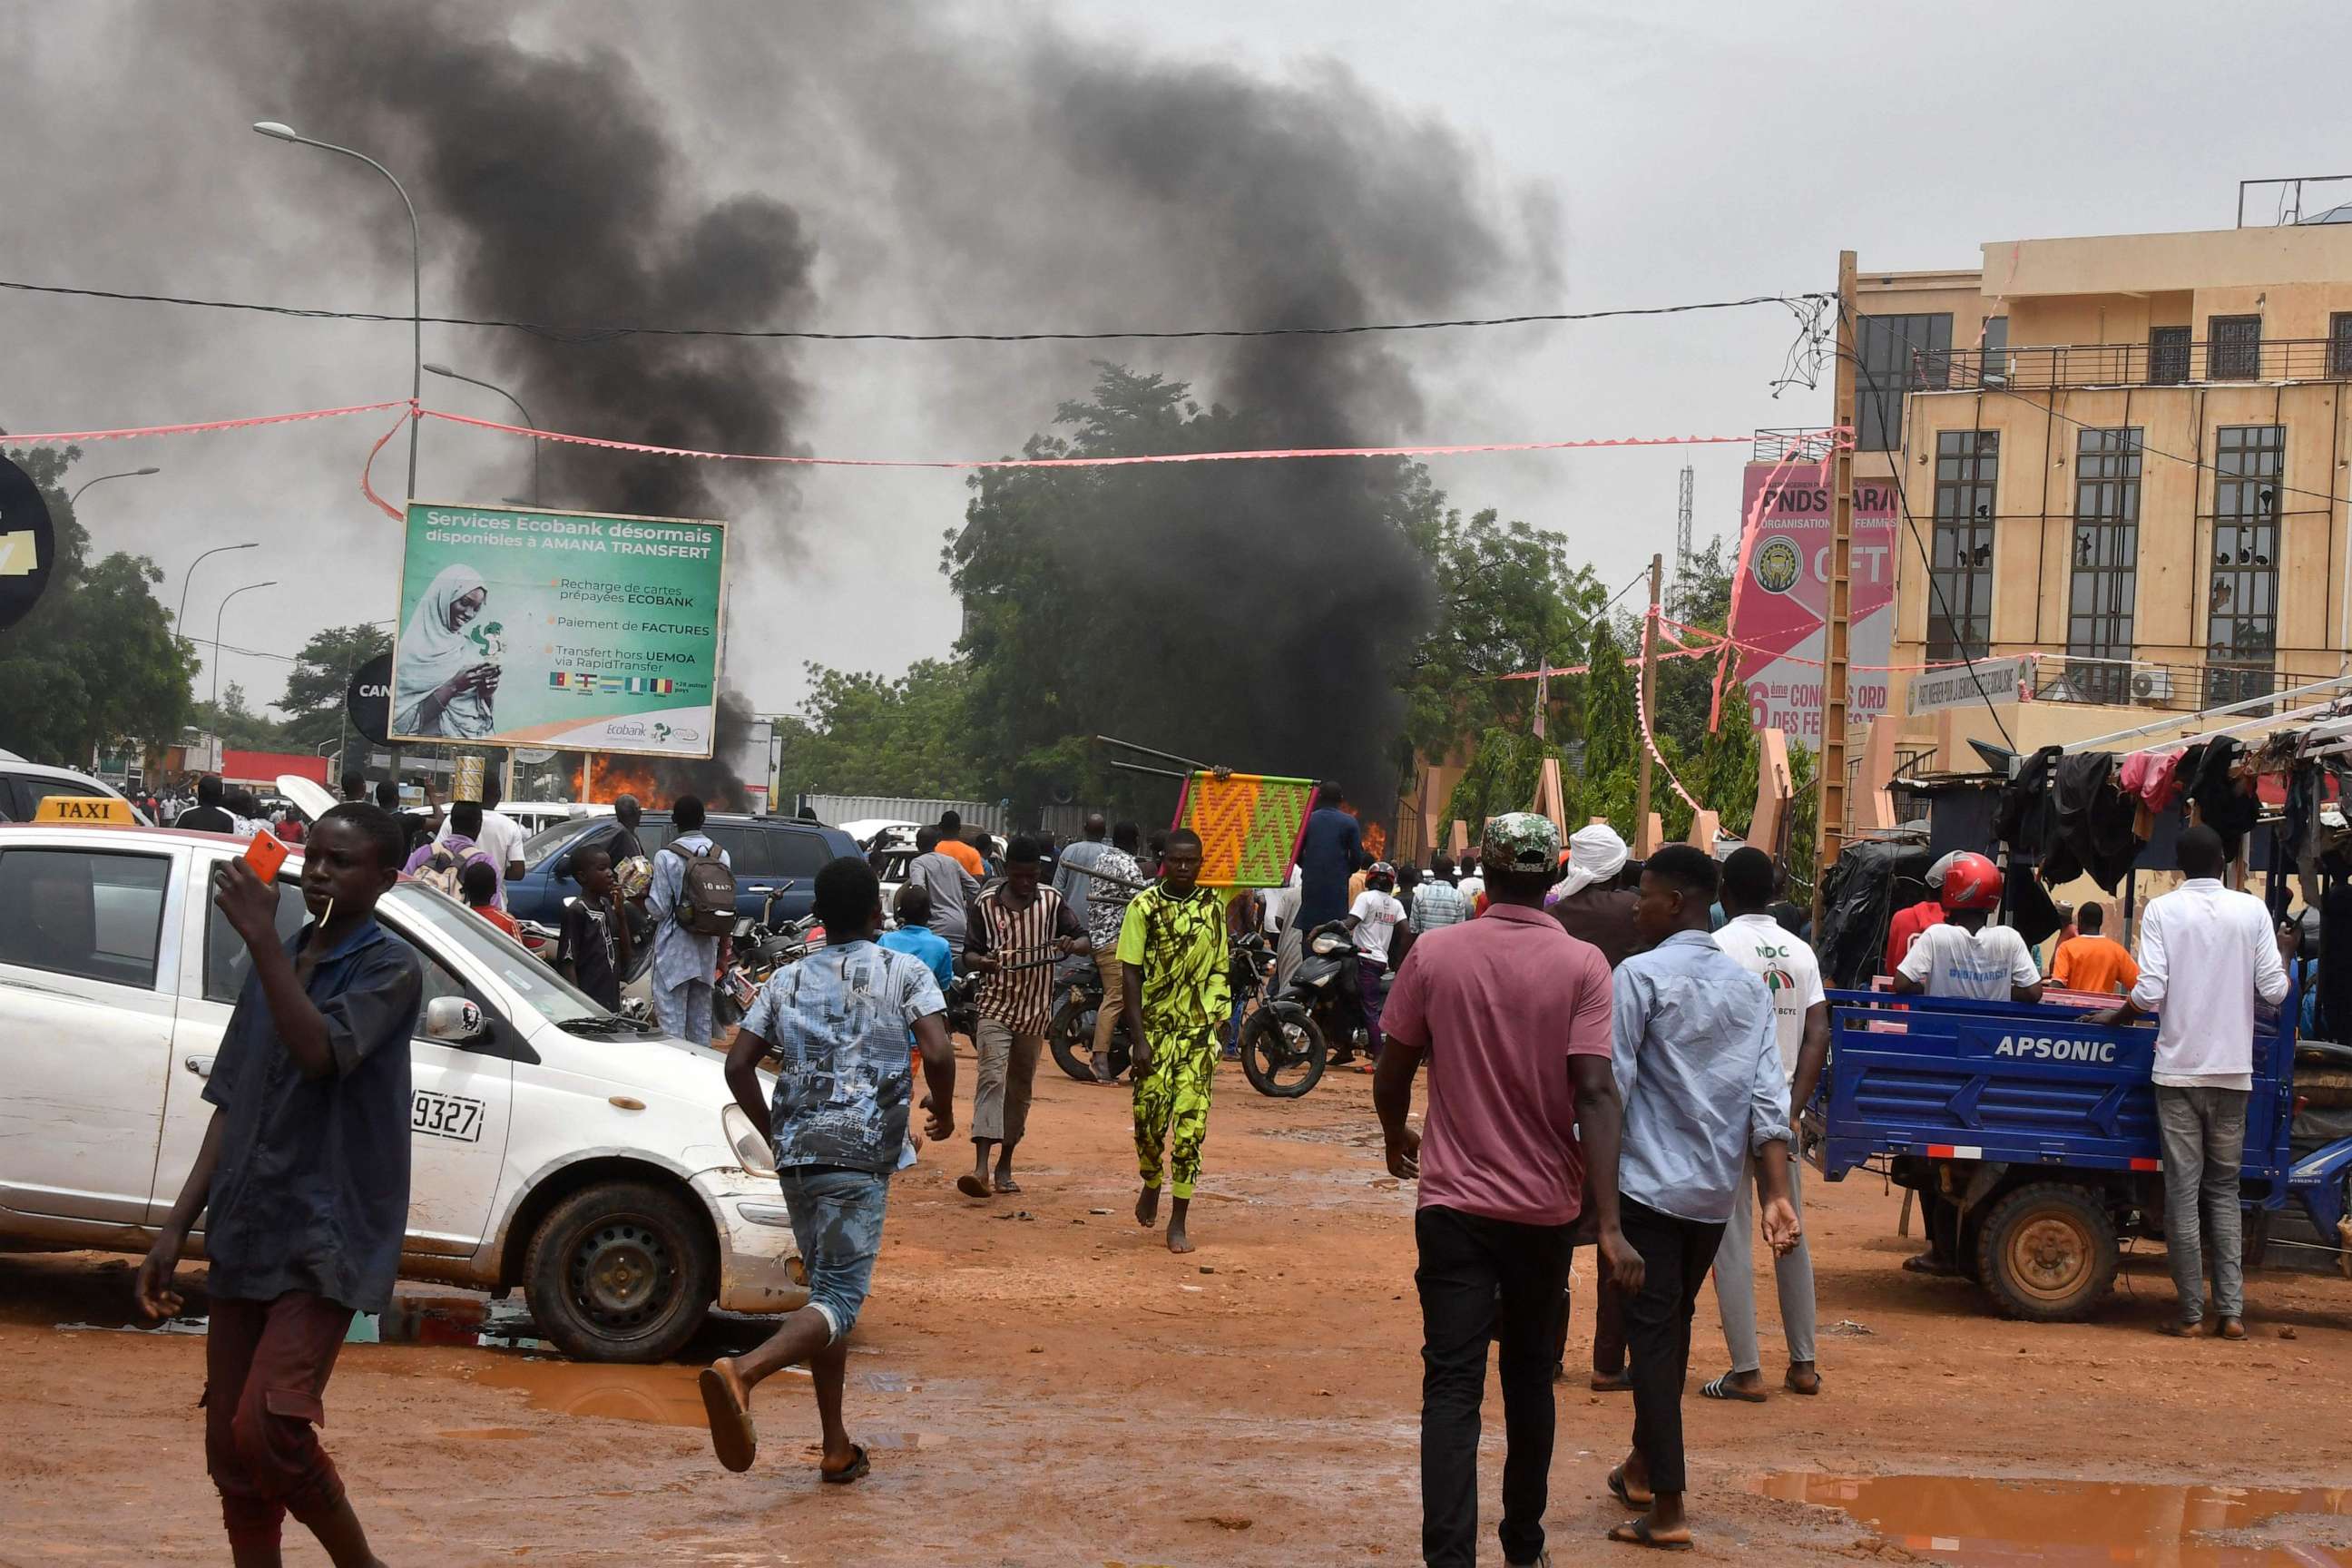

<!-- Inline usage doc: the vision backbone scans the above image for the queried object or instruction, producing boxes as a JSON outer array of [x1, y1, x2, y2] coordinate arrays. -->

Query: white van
[[0, 818, 802, 1362]]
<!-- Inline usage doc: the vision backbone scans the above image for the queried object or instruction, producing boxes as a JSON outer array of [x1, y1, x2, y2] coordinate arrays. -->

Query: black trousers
[[1416, 1205, 1573, 1568], [1619, 1198, 1728, 1495]]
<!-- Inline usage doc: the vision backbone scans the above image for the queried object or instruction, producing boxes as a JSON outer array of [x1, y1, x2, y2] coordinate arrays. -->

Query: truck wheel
[[1975, 1183, 2118, 1322], [524, 1180, 715, 1363]]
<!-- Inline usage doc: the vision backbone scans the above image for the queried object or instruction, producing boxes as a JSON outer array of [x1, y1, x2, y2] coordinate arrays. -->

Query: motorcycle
[[1240, 919, 1367, 1098], [715, 882, 818, 1030], [1047, 955, 1136, 1083]]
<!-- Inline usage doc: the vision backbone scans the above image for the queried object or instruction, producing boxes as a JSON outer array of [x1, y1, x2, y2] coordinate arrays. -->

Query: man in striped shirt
[[960, 834, 1089, 1198]]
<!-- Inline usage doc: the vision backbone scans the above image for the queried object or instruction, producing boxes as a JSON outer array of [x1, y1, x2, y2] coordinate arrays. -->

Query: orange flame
[[574, 754, 663, 806]]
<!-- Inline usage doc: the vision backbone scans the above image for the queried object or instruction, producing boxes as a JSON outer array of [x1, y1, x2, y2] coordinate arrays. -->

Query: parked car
[[507, 811, 858, 928], [0, 818, 806, 1362], [0, 749, 150, 824]]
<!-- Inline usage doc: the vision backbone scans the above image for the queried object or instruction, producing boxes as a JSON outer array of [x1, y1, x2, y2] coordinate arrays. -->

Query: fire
[[1362, 821, 1388, 860], [576, 754, 663, 805]]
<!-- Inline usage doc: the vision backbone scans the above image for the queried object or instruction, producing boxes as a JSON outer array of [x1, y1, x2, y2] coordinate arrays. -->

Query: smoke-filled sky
[[5, 0, 2348, 742]]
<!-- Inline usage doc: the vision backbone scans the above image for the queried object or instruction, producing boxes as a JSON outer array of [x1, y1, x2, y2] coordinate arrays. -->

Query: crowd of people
[[119, 774, 2307, 1566]]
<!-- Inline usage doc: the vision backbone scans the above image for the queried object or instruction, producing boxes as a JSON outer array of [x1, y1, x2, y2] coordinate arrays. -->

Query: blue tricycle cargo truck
[[1808, 988, 2352, 1321]]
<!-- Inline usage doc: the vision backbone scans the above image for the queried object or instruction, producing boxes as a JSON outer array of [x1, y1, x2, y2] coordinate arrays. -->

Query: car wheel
[[524, 1179, 715, 1363]]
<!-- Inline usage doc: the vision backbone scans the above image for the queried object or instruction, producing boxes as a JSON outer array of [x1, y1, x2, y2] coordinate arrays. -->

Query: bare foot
[[1166, 1197, 1193, 1254], [1135, 1185, 1161, 1227]]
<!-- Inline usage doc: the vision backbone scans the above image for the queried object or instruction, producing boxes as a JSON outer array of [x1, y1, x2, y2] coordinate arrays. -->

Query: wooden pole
[[1813, 250, 1859, 930], [1634, 551, 1664, 853]]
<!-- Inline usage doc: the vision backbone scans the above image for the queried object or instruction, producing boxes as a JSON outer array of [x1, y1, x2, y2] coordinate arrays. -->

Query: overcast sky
[[6, 0, 2348, 719]]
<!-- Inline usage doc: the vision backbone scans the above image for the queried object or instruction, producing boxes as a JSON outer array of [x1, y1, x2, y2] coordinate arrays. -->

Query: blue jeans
[[776, 1168, 889, 1344]]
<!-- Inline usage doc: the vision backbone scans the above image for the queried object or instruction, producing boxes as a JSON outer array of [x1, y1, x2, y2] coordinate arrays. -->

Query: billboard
[[1728, 462, 1897, 744], [391, 502, 727, 758]]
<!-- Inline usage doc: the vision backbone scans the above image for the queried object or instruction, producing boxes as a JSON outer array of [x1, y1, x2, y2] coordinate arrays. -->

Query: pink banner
[[1728, 461, 1897, 745]]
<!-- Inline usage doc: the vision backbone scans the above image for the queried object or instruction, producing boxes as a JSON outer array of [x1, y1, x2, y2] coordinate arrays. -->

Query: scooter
[[1240, 920, 1366, 1098]]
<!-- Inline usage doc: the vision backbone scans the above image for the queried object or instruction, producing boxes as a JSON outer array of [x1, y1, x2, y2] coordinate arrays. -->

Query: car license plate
[[412, 1090, 485, 1143]]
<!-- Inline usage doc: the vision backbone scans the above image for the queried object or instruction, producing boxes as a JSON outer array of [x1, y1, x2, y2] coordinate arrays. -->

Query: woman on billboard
[[393, 564, 504, 739]]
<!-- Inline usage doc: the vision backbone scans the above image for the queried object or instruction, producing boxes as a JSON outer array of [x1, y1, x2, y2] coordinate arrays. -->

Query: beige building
[[1859, 220, 2352, 769]]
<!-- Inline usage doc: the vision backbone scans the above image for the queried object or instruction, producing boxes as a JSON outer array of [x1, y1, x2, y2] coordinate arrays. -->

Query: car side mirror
[[551, 854, 573, 881], [424, 995, 489, 1044]]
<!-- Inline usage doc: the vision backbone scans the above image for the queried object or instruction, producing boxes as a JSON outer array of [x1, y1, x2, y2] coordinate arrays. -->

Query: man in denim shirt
[[702, 858, 956, 1485], [136, 803, 422, 1567]]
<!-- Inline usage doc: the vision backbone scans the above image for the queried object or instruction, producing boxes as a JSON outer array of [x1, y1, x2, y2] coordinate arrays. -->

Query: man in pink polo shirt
[[1373, 812, 1629, 1568]]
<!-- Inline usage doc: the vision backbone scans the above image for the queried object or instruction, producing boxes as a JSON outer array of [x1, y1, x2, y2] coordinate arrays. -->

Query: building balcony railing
[[2030, 657, 2278, 712], [1916, 337, 2351, 394], [1753, 427, 1839, 463]]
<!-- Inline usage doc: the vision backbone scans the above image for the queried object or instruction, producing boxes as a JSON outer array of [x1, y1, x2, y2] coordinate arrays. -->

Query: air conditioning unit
[[2131, 669, 2172, 703]]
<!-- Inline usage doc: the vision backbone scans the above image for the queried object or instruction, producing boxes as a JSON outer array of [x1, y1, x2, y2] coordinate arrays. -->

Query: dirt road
[[6, 1047, 2352, 1565]]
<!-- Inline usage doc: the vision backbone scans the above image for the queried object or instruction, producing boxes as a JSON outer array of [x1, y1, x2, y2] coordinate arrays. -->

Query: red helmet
[[1939, 851, 2003, 912]]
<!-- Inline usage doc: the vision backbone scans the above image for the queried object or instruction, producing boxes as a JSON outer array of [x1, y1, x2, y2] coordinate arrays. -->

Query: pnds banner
[[391, 502, 727, 759]]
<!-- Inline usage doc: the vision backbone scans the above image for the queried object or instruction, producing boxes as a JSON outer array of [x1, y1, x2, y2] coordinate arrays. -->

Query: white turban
[[1560, 823, 1631, 897]]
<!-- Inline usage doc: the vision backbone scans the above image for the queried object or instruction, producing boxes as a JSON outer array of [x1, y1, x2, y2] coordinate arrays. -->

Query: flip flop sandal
[[698, 1365, 758, 1474], [1607, 1465, 1652, 1511], [1701, 1373, 1768, 1403], [1607, 1519, 1692, 1552], [994, 1177, 1023, 1194], [955, 1174, 993, 1199], [1590, 1372, 1633, 1394], [1784, 1368, 1822, 1396], [820, 1443, 871, 1485]]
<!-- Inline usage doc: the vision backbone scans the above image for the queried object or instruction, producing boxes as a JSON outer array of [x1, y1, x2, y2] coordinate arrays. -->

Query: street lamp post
[[425, 363, 540, 507], [210, 581, 278, 710], [175, 541, 260, 651], [68, 466, 162, 509], [252, 120, 422, 504]]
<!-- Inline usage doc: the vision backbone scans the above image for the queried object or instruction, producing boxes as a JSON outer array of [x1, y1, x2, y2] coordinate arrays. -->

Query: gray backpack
[[662, 840, 737, 936]]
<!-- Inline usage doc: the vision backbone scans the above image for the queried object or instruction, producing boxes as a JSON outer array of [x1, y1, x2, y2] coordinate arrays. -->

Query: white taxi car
[[0, 800, 801, 1362]]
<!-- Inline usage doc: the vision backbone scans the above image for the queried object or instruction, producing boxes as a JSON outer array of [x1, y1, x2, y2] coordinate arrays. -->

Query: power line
[[0, 276, 1827, 346]]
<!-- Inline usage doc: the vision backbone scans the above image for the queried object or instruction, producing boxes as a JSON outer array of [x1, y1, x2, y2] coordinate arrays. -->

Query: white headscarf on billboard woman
[[392, 563, 495, 739]]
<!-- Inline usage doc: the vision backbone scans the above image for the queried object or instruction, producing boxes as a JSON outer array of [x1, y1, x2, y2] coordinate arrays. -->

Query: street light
[[176, 542, 260, 651], [252, 120, 422, 505], [69, 466, 162, 508], [210, 580, 278, 710], [425, 362, 540, 506]]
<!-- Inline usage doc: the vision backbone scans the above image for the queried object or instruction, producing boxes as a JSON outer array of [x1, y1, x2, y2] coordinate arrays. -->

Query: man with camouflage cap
[[1374, 813, 1630, 1568]]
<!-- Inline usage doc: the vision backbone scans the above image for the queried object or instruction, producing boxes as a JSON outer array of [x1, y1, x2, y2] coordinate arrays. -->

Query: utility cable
[[0, 276, 1827, 346]]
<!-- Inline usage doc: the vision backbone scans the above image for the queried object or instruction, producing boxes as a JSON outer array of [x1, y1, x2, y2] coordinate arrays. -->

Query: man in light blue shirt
[[1602, 843, 1798, 1553], [645, 794, 730, 1045]]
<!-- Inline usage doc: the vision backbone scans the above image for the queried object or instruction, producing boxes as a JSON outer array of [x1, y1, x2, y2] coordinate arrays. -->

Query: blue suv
[[507, 811, 858, 927]]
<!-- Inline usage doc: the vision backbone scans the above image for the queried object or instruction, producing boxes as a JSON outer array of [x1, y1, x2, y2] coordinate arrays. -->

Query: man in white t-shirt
[[1702, 848, 1828, 1404], [1343, 863, 1406, 1067], [1891, 852, 2042, 1004], [1454, 854, 1485, 909], [2092, 825, 2292, 1340], [436, 777, 528, 886]]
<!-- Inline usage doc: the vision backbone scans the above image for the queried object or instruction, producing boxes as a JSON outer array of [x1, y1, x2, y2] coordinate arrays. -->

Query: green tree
[[0, 446, 193, 764], [1397, 505, 1607, 776], [277, 623, 394, 762], [186, 682, 294, 751], [771, 659, 984, 805]]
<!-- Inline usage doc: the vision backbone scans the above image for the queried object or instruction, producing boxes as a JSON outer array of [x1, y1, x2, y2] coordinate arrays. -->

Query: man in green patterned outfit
[[1118, 826, 1230, 1255]]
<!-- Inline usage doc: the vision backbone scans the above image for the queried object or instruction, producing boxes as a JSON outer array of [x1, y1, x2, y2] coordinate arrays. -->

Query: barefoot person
[[960, 834, 1089, 1198], [702, 857, 956, 1481], [1603, 844, 1798, 1552], [1373, 812, 1628, 1568], [136, 803, 423, 1568], [1116, 827, 1230, 1254]]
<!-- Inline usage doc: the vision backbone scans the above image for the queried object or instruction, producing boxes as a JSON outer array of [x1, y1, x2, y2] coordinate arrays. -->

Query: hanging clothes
[[1996, 746, 2064, 865], [2118, 746, 2187, 812], [2049, 750, 2143, 893], [2182, 737, 2260, 858], [2002, 858, 2065, 949], [2321, 880, 2352, 1044]]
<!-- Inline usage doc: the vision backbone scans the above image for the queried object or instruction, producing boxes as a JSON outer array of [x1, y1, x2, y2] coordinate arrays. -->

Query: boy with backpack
[[404, 800, 500, 906], [648, 794, 734, 1045]]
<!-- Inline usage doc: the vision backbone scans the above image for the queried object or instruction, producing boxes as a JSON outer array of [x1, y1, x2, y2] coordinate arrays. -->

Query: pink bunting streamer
[[3, 399, 412, 446]]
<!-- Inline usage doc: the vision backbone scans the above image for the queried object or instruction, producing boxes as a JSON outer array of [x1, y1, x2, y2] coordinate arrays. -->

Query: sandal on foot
[[955, 1174, 993, 1199], [1607, 1518, 1692, 1552], [1607, 1465, 1652, 1510], [698, 1363, 757, 1474], [1784, 1367, 1822, 1396], [819, 1443, 871, 1485], [1701, 1372, 1767, 1403], [994, 1176, 1022, 1195]]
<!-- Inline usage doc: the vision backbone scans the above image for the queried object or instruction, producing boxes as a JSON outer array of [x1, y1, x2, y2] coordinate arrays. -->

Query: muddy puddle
[[1759, 1473, 2352, 1565]]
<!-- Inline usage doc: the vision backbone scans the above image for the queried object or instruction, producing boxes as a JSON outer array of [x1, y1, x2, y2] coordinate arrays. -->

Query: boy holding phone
[[136, 803, 423, 1567]]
